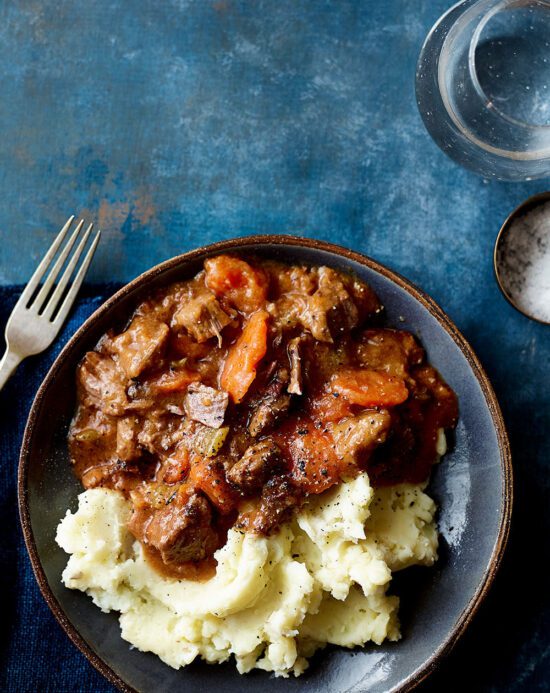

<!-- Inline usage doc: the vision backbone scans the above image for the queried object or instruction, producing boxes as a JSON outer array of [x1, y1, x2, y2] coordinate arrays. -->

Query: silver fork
[[0, 216, 101, 390]]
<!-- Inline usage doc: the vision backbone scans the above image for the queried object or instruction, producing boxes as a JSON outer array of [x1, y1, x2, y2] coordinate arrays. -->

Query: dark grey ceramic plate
[[19, 236, 512, 693]]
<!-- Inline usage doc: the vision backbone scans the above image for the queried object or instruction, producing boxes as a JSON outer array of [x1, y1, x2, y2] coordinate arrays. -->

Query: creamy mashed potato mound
[[56, 475, 438, 677]]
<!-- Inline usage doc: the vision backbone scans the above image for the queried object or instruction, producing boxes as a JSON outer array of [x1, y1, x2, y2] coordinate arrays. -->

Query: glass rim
[[468, 0, 550, 132], [437, 0, 550, 160]]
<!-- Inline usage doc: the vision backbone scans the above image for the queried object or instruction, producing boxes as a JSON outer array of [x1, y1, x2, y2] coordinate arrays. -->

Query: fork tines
[[22, 216, 101, 325]]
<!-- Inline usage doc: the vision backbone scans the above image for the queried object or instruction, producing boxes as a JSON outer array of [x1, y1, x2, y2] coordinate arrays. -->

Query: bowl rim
[[18, 234, 513, 693]]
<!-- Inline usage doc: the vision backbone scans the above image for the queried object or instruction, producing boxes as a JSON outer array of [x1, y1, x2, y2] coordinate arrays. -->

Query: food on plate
[[57, 254, 458, 677]]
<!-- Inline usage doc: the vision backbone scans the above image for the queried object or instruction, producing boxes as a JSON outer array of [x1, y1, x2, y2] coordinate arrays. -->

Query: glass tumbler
[[416, 0, 550, 180]]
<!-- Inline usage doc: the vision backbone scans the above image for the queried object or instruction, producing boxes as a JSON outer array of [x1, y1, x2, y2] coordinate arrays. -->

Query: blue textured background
[[0, 1, 548, 691]]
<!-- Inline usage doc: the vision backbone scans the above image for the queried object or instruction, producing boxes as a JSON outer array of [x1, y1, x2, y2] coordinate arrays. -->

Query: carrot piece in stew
[[204, 255, 268, 313], [188, 456, 237, 513], [308, 391, 356, 423], [330, 369, 409, 407], [162, 446, 191, 484], [220, 310, 269, 403], [280, 418, 341, 495], [146, 369, 200, 394]]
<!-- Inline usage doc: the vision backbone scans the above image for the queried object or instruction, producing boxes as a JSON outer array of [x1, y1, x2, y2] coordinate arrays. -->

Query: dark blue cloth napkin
[[1, 285, 117, 693]]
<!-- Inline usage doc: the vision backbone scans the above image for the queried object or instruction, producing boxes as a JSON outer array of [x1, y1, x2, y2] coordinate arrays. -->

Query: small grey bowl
[[494, 191, 550, 325], [18, 236, 512, 693]]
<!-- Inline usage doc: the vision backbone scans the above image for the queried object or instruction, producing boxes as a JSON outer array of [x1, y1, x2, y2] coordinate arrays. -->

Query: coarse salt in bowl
[[495, 195, 550, 325]]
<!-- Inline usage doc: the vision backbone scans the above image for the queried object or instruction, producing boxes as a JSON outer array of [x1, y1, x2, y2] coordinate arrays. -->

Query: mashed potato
[[56, 475, 438, 677]]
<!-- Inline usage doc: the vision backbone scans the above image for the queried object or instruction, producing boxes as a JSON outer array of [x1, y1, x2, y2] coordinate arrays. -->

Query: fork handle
[[0, 349, 22, 391]]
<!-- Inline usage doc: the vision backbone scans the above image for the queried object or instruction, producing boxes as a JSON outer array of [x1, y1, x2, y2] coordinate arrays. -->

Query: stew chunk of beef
[[357, 329, 424, 378], [78, 352, 128, 416], [227, 439, 282, 494], [130, 492, 218, 565], [248, 368, 292, 437], [111, 315, 169, 379], [252, 477, 302, 534], [68, 254, 458, 580], [184, 383, 229, 428], [302, 267, 359, 342], [330, 410, 391, 466], [172, 289, 234, 344]]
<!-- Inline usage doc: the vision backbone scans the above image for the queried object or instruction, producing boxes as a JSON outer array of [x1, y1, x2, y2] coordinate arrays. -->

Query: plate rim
[[17, 234, 513, 693]]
